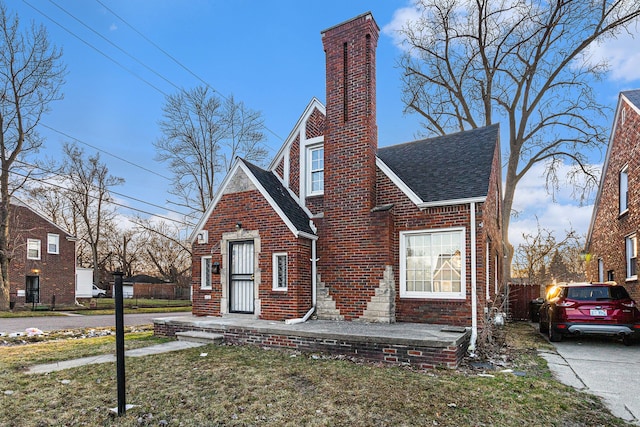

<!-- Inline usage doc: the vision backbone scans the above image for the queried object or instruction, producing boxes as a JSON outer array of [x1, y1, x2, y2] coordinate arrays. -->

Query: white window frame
[[625, 234, 637, 281], [47, 233, 60, 254], [620, 165, 629, 215], [272, 252, 288, 291], [306, 144, 324, 196], [598, 258, 604, 282], [27, 239, 41, 260], [201, 256, 212, 290], [399, 227, 466, 300]]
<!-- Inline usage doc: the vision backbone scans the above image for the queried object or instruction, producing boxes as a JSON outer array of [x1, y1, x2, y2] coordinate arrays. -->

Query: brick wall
[[587, 98, 640, 301], [154, 321, 470, 369], [191, 187, 313, 320], [8, 204, 76, 306]]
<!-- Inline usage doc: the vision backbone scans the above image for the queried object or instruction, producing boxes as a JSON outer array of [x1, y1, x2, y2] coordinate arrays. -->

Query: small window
[[47, 234, 60, 254], [272, 253, 288, 290], [598, 258, 604, 282], [307, 145, 324, 195], [626, 234, 637, 280], [27, 239, 41, 260], [607, 270, 615, 282], [201, 256, 212, 290], [620, 165, 629, 214]]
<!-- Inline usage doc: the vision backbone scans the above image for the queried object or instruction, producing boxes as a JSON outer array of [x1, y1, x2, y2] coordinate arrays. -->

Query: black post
[[113, 271, 126, 416]]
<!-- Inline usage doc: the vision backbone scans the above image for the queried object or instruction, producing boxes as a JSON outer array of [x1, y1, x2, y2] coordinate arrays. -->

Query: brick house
[[586, 89, 640, 301], [189, 13, 504, 345], [8, 200, 77, 307]]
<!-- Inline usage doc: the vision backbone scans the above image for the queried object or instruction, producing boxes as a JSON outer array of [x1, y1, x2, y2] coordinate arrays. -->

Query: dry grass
[[0, 322, 630, 426]]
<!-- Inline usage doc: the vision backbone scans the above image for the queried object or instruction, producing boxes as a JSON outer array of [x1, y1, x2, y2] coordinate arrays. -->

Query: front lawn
[[0, 322, 628, 426]]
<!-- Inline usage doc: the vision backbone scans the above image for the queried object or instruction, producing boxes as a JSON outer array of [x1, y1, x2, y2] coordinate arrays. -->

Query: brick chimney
[[318, 13, 384, 320]]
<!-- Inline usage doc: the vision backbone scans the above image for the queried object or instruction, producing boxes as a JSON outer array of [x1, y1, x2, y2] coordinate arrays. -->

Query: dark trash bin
[[529, 298, 544, 322]]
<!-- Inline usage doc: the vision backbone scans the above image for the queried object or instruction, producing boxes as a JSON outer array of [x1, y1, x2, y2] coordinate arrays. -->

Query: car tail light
[[622, 301, 636, 308], [633, 324, 640, 330], [557, 300, 575, 308]]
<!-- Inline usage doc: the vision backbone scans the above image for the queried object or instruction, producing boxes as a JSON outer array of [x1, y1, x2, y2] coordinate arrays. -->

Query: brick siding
[[587, 99, 640, 301]]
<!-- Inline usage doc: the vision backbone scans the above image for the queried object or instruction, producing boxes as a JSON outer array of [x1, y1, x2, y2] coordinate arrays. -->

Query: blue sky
[[7, 1, 640, 246]]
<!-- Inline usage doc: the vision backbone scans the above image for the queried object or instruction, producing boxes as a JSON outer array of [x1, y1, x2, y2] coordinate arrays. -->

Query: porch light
[[212, 261, 220, 274], [31, 269, 40, 274], [235, 222, 242, 231]]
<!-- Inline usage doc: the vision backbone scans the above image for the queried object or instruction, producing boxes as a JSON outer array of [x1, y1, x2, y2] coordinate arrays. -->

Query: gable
[[190, 159, 316, 243], [377, 124, 499, 206]]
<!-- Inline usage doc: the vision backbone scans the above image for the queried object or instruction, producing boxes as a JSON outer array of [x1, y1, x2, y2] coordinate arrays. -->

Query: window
[[598, 258, 604, 282], [620, 165, 629, 214], [201, 256, 212, 290], [27, 239, 41, 260], [307, 145, 324, 195], [400, 228, 465, 299], [625, 234, 637, 280], [272, 253, 288, 290], [47, 234, 59, 254]]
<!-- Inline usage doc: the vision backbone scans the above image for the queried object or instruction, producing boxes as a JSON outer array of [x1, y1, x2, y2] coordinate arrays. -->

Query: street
[[0, 311, 193, 335], [540, 335, 640, 425]]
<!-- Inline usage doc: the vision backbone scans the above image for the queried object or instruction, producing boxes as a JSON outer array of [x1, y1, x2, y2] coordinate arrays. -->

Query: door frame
[[220, 229, 261, 317]]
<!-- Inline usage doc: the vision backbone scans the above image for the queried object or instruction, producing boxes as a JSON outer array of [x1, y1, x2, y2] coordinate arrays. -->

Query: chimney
[[322, 12, 379, 214]]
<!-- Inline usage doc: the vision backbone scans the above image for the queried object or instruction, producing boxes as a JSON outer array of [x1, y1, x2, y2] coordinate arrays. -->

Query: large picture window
[[400, 228, 466, 299], [625, 234, 637, 280]]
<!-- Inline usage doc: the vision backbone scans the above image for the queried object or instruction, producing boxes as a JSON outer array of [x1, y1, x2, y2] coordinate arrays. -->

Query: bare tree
[[512, 221, 584, 284], [61, 143, 124, 286], [397, 0, 640, 279], [0, 5, 65, 310], [154, 86, 268, 219], [134, 217, 191, 287]]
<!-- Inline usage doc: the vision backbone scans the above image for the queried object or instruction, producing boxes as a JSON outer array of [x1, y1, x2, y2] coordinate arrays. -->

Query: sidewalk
[[26, 341, 206, 374]]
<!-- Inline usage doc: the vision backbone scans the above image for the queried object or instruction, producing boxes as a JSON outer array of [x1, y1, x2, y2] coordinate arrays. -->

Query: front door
[[26, 276, 40, 303], [229, 241, 254, 313]]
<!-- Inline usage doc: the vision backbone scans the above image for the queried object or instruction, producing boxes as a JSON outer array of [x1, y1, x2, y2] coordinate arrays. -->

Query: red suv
[[539, 282, 640, 345]]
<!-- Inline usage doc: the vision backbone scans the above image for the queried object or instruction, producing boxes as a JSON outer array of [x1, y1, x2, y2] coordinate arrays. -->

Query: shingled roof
[[241, 159, 315, 236], [377, 124, 499, 204], [622, 89, 640, 109]]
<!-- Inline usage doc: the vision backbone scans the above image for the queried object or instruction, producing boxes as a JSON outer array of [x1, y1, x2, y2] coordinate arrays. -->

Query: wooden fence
[[507, 283, 543, 321]]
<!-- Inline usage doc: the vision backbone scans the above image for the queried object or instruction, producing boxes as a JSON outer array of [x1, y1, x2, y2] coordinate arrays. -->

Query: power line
[[40, 123, 173, 181], [12, 166, 196, 227], [13, 158, 191, 220], [93, 0, 285, 144], [22, 0, 169, 97]]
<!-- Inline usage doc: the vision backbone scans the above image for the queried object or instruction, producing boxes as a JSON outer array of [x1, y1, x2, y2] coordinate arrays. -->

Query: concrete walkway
[[539, 338, 640, 426], [26, 340, 206, 374]]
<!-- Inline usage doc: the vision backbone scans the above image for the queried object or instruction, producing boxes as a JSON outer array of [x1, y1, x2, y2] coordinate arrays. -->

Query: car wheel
[[539, 319, 548, 334], [548, 323, 562, 342]]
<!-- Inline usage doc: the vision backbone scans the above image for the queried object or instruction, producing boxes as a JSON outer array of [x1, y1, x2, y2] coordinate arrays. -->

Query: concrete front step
[[176, 331, 224, 344]]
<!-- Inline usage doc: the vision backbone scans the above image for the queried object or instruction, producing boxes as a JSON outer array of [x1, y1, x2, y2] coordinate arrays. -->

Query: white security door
[[229, 241, 254, 313]]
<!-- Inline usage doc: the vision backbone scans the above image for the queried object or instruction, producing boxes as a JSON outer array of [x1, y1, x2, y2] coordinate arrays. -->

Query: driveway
[[0, 311, 193, 335], [539, 335, 640, 425]]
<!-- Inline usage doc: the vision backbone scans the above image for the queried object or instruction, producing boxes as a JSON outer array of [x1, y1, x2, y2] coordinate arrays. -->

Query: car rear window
[[565, 286, 630, 301]]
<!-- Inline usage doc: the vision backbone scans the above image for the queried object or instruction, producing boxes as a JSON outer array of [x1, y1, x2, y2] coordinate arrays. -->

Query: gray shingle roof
[[377, 124, 499, 203], [241, 159, 315, 236], [623, 89, 640, 109]]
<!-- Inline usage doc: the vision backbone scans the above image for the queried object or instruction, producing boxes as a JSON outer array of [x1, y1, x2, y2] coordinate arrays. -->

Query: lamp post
[[113, 271, 126, 415]]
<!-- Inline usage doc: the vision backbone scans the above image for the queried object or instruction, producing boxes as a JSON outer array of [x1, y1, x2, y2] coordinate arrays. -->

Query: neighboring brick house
[[586, 89, 640, 301], [190, 13, 504, 344], [7, 200, 77, 307]]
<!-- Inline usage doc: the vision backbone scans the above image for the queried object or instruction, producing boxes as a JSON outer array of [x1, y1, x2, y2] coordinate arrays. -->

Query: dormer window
[[307, 145, 324, 196]]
